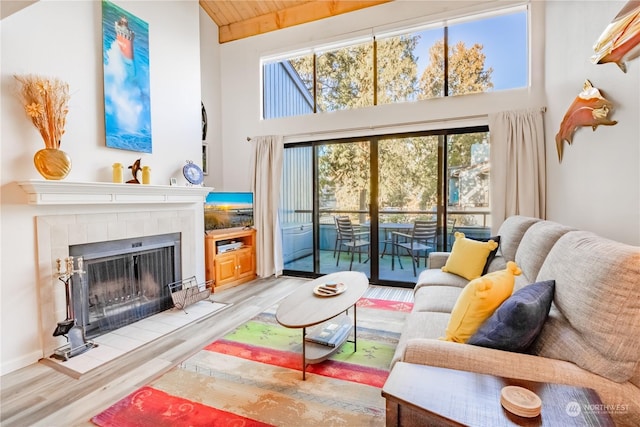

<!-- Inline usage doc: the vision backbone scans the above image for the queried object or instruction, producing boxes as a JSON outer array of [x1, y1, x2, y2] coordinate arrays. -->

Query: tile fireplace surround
[[18, 180, 212, 364]]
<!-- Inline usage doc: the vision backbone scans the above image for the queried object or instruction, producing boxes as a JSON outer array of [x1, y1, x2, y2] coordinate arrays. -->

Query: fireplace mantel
[[18, 180, 213, 205]]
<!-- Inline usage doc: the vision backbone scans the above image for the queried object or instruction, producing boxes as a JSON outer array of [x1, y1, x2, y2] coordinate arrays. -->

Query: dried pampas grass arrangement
[[14, 74, 70, 149]]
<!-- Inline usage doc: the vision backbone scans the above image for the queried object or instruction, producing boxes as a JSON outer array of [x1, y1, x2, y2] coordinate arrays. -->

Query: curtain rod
[[245, 114, 486, 142], [245, 107, 545, 142]]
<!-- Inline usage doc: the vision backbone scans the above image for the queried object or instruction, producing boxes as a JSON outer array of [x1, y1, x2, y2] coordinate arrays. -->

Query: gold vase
[[33, 148, 72, 180]]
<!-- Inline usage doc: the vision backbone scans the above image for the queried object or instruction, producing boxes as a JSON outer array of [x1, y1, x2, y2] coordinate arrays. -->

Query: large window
[[317, 41, 374, 111], [279, 127, 491, 285], [262, 6, 528, 119]]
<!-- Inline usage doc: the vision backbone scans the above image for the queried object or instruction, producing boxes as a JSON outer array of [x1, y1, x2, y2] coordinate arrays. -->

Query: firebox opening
[[69, 233, 181, 339]]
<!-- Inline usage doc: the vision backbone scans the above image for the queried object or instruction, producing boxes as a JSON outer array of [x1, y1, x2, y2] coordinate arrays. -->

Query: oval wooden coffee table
[[276, 271, 369, 380]]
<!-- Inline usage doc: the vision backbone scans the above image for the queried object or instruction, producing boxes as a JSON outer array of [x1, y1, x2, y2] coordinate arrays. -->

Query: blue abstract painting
[[102, 1, 152, 153]]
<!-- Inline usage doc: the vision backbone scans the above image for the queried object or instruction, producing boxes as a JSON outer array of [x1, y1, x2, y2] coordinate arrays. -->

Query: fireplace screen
[[70, 233, 181, 339]]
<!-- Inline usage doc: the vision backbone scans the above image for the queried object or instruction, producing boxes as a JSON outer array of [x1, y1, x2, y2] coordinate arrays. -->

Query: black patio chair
[[335, 216, 370, 271], [392, 220, 437, 276], [333, 215, 350, 258]]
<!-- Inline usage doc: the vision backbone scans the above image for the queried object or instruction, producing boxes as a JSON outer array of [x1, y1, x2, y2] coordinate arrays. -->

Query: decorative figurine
[[555, 80, 617, 163], [591, 1, 640, 73], [127, 158, 141, 184]]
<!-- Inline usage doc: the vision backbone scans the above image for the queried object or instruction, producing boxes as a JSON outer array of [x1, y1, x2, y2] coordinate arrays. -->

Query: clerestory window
[[262, 6, 528, 120]]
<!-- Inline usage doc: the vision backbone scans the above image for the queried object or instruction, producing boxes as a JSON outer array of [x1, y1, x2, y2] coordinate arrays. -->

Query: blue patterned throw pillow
[[467, 280, 555, 353]]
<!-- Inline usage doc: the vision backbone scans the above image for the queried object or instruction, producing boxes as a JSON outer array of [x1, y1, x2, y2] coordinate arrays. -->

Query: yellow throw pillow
[[442, 232, 499, 280], [442, 261, 521, 343]]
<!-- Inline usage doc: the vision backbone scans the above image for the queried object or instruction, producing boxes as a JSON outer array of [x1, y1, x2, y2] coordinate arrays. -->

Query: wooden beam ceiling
[[199, 0, 392, 43]]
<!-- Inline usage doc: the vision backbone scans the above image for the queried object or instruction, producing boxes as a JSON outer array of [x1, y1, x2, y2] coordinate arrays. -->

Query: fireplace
[[69, 233, 181, 339], [15, 180, 211, 367]]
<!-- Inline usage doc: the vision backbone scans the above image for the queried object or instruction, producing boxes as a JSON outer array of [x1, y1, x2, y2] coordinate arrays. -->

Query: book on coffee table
[[305, 315, 352, 347]]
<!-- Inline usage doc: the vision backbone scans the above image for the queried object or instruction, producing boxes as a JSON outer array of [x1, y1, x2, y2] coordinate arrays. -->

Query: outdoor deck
[[284, 249, 437, 285], [283, 223, 491, 285]]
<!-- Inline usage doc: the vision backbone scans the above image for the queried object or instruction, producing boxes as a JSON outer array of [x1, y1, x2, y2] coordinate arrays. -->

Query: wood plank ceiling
[[199, 0, 392, 43]]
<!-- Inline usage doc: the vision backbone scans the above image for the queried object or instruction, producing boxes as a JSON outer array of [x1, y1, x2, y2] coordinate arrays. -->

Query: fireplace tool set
[[52, 256, 97, 361]]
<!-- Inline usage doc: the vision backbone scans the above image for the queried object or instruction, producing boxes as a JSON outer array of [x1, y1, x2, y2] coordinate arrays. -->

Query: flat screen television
[[204, 192, 254, 230]]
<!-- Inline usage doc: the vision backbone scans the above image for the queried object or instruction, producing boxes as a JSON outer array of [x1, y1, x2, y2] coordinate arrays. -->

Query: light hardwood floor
[[0, 275, 309, 427]]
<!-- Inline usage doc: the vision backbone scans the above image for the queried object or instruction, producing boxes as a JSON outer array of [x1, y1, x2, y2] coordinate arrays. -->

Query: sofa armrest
[[401, 338, 640, 412], [404, 338, 579, 382], [402, 338, 596, 382], [428, 252, 450, 269]]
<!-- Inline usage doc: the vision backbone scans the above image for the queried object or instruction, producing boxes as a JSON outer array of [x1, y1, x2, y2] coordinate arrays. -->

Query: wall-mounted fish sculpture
[[555, 80, 617, 163], [591, 1, 640, 72]]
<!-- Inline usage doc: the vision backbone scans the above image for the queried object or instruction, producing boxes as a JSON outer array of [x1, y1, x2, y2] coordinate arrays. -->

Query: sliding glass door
[[280, 127, 491, 285], [446, 132, 492, 246], [280, 145, 313, 273], [377, 135, 439, 282], [279, 140, 371, 276], [317, 140, 370, 275]]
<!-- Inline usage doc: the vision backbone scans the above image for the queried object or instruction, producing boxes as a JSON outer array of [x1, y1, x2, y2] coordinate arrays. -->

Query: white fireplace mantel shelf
[[18, 180, 213, 205]]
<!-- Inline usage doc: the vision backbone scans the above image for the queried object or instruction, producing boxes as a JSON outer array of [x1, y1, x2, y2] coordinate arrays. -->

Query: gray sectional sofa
[[391, 215, 640, 425]]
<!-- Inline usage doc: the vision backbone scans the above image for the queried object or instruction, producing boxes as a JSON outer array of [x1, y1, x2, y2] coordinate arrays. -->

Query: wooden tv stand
[[205, 227, 256, 291]]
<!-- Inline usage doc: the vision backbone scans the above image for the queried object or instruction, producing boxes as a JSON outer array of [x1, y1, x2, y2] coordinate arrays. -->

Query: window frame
[[261, 4, 529, 120], [280, 124, 491, 286]]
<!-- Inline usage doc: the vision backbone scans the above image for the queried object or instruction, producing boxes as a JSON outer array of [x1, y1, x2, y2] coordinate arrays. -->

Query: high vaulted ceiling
[[1, 1, 391, 42], [199, 0, 392, 43]]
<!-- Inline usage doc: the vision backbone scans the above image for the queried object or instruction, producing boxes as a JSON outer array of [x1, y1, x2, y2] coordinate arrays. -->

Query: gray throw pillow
[[467, 280, 555, 353]]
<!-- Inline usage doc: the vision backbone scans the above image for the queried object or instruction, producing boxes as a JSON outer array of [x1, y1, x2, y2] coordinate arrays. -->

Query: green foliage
[[317, 43, 374, 111], [378, 136, 439, 211], [376, 35, 420, 104], [291, 36, 493, 215], [318, 142, 370, 211], [419, 40, 494, 99]]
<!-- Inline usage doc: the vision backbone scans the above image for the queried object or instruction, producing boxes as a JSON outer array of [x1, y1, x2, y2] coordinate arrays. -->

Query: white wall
[[544, 1, 639, 245], [0, 0, 204, 374], [199, 7, 222, 189], [216, 0, 638, 245]]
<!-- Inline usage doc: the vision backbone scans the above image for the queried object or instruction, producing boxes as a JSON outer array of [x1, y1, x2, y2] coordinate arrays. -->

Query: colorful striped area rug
[[91, 293, 412, 427]]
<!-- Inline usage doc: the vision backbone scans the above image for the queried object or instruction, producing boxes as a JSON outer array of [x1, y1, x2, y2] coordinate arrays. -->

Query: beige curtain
[[250, 135, 284, 277], [488, 108, 546, 233]]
